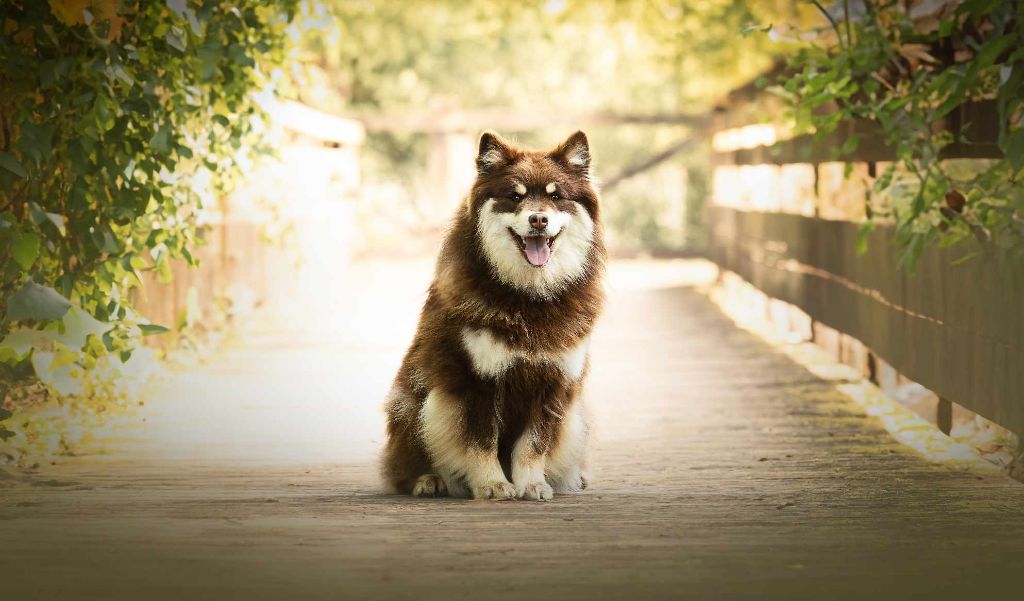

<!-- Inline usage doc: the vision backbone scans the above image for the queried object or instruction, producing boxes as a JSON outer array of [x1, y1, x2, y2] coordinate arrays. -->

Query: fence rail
[[708, 205, 1024, 437], [714, 100, 1003, 166]]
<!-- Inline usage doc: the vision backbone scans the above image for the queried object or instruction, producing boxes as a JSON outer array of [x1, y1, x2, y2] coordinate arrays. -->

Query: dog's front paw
[[411, 474, 448, 498], [518, 480, 553, 501], [550, 470, 589, 493], [471, 480, 516, 500]]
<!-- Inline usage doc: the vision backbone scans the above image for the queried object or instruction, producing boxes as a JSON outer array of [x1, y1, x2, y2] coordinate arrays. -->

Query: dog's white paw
[[550, 470, 589, 493], [518, 480, 554, 501], [411, 474, 448, 498], [471, 480, 516, 500]]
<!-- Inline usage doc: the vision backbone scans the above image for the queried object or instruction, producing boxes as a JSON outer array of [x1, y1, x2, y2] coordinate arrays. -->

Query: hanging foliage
[[0, 1, 298, 409], [774, 0, 1024, 270]]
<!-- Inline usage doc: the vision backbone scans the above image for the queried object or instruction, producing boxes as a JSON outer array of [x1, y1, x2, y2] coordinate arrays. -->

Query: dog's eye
[[550, 193, 561, 201], [511, 193, 524, 202]]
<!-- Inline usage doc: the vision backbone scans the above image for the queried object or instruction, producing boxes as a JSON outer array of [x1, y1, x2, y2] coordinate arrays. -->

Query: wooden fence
[[707, 90, 1023, 438], [134, 102, 364, 339]]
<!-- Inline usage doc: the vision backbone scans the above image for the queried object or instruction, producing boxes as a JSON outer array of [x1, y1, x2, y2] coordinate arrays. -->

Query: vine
[[0, 1, 297, 437], [773, 0, 1024, 270]]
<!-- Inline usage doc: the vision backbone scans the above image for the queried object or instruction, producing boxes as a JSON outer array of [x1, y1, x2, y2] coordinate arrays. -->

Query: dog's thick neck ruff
[[445, 130, 604, 301]]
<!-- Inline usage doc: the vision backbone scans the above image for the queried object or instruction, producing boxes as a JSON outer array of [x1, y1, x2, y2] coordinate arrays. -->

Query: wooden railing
[[707, 97, 1023, 438]]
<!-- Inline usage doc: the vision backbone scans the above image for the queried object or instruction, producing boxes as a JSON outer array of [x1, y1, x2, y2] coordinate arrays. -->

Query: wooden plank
[[264, 99, 366, 145], [937, 398, 953, 435], [359, 108, 708, 134], [707, 205, 1024, 436], [715, 101, 1003, 165]]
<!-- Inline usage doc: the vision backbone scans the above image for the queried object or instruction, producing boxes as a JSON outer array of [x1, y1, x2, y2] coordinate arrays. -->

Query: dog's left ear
[[477, 131, 516, 174], [550, 130, 591, 176]]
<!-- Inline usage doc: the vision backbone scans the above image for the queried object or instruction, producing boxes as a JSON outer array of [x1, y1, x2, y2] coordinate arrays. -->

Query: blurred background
[[202, 0, 812, 337], [2, 0, 1021, 475], [270, 0, 800, 262], [5, 2, 1024, 597], [0, 0, 810, 463]]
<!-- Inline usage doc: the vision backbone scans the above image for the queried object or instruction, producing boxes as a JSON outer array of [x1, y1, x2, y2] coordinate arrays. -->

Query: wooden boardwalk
[[3, 260, 1023, 600]]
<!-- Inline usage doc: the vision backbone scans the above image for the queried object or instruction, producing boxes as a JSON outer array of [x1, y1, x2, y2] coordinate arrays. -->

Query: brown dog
[[381, 131, 605, 500]]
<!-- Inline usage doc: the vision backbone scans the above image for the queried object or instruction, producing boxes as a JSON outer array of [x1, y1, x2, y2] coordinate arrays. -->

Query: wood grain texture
[[714, 101, 1003, 166], [708, 206, 1024, 437], [2, 260, 1023, 599]]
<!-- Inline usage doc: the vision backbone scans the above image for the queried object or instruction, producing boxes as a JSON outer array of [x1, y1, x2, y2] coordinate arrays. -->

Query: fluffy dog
[[381, 130, 605, 500]]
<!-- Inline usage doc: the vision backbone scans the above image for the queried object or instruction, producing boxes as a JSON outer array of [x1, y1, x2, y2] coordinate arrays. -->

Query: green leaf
[[957, 0, 1003, 19], [855, 222, 876, 256], [12, 233, 41, 270], [0, 329, 56, 359], [838, 134, 861, 159], [952, 251, 983, 265], [6, 281, 72, 322], [185, 7, 202, 35], [138, 323, 170, 336], [740, 24, 772, 38], [17, 122, 54, 164], [0, 407, 12, 421], [51, 307, 112, 351], [150, 126, 171, 153], [973, 34, 1014, 70], [1003, 128, 1024, 172], [166, 31, 186, 52], [0, 151, 27, 178], [45, 213, 67, 236], [166, 0, 187, 18]]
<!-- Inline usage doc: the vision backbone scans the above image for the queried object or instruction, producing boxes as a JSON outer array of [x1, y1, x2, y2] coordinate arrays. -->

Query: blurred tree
[[300, 0, 805, 113], [287, 0, 813, 253]]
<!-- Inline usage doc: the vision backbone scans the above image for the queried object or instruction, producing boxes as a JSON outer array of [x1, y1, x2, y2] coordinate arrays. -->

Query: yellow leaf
[[13, 27, 35, 46], [91, 0, 119, 21], [48, 0, 91, 27], [49, 346, 80, 371], [897, 44, 938, 65], [106, 15, 127, 41]]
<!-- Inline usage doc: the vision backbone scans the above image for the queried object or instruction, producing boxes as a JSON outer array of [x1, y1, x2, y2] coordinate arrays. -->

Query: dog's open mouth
[[508, 228, 558, 268]]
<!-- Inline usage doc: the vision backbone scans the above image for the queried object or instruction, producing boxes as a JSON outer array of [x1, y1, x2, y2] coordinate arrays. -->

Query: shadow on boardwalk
[[3, 259, 1023, 600]]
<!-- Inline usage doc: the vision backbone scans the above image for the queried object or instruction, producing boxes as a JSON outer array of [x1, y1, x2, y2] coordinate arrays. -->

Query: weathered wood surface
[[708, 206, 1024, 437], [714, 101, 1002, 166], [3, 259, 1024, 600]]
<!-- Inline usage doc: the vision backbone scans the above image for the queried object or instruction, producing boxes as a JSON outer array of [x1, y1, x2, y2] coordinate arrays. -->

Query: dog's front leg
[[419, 389, 515, 500], [511, 426, 554, 501]]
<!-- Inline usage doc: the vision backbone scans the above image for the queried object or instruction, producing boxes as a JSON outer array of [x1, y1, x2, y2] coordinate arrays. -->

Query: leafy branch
[[774, 0, 1024, 270], [0, 1, 298, 423]]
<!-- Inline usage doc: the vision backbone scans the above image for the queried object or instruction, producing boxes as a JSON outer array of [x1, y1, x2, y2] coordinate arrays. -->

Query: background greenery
[[0, 0, 298, 439]]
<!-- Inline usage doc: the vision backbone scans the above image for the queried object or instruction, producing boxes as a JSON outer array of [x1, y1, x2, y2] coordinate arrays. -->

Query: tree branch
[[600, 138, 697, 192]]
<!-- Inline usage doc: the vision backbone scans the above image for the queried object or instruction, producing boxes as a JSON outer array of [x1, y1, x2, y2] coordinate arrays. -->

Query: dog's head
[[468, 131, 602, 297]]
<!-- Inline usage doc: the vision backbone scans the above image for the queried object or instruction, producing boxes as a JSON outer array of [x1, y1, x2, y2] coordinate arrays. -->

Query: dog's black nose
[[529, 213, 548, 229]]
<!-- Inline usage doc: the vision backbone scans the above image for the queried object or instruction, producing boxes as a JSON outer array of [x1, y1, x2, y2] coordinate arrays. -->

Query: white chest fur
[[460, 327, 589, 380]]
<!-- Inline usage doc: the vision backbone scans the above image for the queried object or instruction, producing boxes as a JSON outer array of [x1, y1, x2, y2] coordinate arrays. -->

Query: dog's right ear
[[476, 131, 515, 174]]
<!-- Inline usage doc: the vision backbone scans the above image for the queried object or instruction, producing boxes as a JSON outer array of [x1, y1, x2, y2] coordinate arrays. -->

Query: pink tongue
[[523, 236, 551, 266]]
